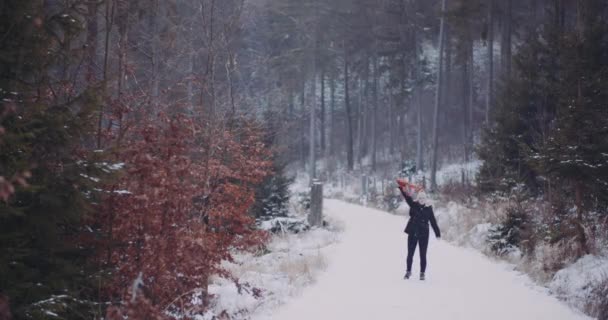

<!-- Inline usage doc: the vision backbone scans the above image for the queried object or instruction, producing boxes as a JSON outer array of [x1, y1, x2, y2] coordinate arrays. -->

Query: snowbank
[[549, 255, 608, 316], [201, 223, 341, 319]]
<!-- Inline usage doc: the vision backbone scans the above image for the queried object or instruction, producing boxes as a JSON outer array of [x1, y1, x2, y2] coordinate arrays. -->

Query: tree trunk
[[300, 83, 306, 169], [501, 0, 512, 79], [430, 0, 447, 192], [388, 77, 394, 156], [416, 79, 424, 171], [360, 58, 369, 161], [468, 37, 474, 152], [371, 52, 378, 173], [397, 0, 416, 166], [151, 0, 161, 107], [329, 72, 336, 157], [289, 90, 295, 119], [412, 14, 424, 172], [320, 68, 326, 154], [309, 65, 317, 183], [485, 0, 494, 124], [187, 50, 195, 111], [116, 1, 129, 146], [462, 40, 471, 182], [117, 2, 128, 95], [443, 25, 452, 134], [573, 7, 590, 254], [399, 53, 407, 163], [357, 78, 364, 167], [97, 0, 114, 149], [444, 25, 452, 102], [86, 1, 98, 83], [576, 0, 591, 39], [574, 180, 589, 255], [344, 49, 354, 171], [288, 90, 295, 162], [309, 1, 320, 183]]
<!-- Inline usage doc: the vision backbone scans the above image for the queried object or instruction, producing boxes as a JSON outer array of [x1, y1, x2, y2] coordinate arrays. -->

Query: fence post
[[309, 180, 323, 227], [373, 177, 377, 195]]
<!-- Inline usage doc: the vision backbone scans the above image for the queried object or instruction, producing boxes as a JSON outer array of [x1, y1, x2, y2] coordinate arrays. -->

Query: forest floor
[[255, 199, 591, 320]]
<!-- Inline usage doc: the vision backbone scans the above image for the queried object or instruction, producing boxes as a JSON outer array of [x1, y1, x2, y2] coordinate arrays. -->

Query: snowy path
[[264, 199, 590, 320]]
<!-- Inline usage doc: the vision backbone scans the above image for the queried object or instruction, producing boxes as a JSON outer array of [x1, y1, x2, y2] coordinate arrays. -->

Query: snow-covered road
[[265, 199, 590, 320]]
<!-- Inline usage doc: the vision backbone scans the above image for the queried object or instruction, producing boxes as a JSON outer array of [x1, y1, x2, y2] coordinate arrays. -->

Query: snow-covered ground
[[550, 255, 608, 316], [433, 197, 608, 317], [202, 162, 603, 319], [200, 222, 341, 319], [256, 200, 591, 320]]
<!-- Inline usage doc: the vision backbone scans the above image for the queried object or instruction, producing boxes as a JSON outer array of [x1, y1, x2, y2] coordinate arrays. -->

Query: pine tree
[[0, 1, 102, 317], [252, 112, 293, 219], [477, 0, 608, 259], [529, 1, 608, 255], [476, 24, 560, 194], [487, 202, 531, 256], [252, 158, 292, 218]]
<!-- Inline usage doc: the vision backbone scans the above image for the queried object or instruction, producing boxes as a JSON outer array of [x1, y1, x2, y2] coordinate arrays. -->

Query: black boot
[[420, 272, 425, 280], [404, 271, 411, 279]]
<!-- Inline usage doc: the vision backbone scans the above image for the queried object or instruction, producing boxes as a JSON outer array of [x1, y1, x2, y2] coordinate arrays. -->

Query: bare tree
[[485, 0, 494, 124], [344, 44, 354, 171], [431, 0, 448, 192]]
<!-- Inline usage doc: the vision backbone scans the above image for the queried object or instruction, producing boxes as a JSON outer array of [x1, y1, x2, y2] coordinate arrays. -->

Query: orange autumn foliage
[[99, 113, 271, 318]]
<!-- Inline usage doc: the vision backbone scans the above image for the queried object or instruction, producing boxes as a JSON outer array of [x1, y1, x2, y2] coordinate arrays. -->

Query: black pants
[[406, 235, 429, 273]]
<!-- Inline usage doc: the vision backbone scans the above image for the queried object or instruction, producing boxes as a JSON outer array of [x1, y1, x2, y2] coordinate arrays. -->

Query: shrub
[[487, 203, 532, 256], [98, 114, 272, 317]]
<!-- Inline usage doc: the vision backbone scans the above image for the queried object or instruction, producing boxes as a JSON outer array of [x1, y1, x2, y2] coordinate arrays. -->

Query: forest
[[1, 0, 607, 319]]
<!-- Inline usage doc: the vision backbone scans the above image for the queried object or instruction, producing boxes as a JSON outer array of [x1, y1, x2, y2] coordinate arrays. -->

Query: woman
[[398, 181, 441, 280]]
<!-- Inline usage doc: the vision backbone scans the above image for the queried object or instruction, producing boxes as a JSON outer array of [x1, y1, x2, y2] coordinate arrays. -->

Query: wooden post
[[362, 175, 368, 196], [309, 181, 324, 227], [372, 177, 377, 196]]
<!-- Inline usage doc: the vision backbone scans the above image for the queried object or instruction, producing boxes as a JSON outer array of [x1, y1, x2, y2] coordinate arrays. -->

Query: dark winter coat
[[401, 190, 441, 239]]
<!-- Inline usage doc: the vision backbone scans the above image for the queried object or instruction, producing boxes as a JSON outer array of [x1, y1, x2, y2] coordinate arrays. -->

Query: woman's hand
[[396, 178, 408, 188]]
